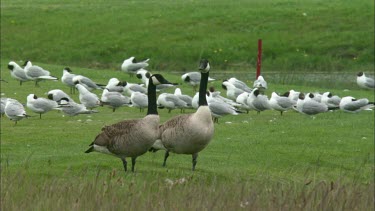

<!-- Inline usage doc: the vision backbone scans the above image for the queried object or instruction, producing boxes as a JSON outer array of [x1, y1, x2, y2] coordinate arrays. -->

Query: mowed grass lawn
[[0, 61, 374, 210]]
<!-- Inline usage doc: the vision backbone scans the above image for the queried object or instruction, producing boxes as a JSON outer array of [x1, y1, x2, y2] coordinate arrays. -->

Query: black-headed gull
[[321, 92, 341, 109], [76, 84, 100, 109], [121, 56, 149, 77], [5, 98, 30, 124], [73, 75, 105, 91], [269, 92, 294, 115], [130, 92, 148, 112], [222, 81, 245, 101], [294, 93, 328, 116], [100, 89, 131, 112], [181, 71, 215, 91], [339, 96, 374, 113], [56, 98, 98, 116], [26, 94, 59, 119], [247, 88, 271, 114], [157, 93, 188, 113], [7, 61, 29, 85], [123, 82, 147, 96], [225, 77, 252, 93], [206, 91, 241, 123], [61, 67, 77, 94], [174, 88, 193, 112], [23, 61, 58, 86], [357, 72, 374, 90], [253, 75, 268, 90], [105, 78, 125, 93], [47, 89, 74, 102]]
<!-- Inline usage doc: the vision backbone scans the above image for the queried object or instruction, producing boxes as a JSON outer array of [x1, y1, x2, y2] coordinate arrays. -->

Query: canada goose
[[339, 96, 374, 113], [5, 98, 30, 124], [85, 74, 173, 172], [7, 61, 29, 85], [121, 56, 149, 77], [269, 92, 294, 115], [159, 59, 214, 171], [72, 75, 105, 91], [61, 67, 77, 94], [23, 60, 58, 86], [137, 69, 177, 91], [26, 94, 58, 119], [356, 72, 374, 90], [76, 84, 101, 109]]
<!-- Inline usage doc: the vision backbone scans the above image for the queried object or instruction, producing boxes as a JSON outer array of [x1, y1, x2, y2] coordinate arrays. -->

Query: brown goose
[[85, 74, 173, 172], [159, 59, 214, 171]]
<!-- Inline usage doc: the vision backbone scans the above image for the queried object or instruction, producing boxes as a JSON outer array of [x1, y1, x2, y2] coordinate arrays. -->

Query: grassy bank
[[1, 0, 374, 72]]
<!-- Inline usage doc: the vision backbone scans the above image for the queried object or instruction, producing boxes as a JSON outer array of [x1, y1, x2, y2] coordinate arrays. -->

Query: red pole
[[256, 39, 262, 79]]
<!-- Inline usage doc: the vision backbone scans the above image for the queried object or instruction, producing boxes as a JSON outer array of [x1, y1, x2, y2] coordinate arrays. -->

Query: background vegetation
[[1, 0, 374, 210], [1, 0, 374, 72]]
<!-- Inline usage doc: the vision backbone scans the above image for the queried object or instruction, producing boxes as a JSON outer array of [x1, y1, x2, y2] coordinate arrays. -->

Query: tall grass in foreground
[[1, 168, 373, 210]]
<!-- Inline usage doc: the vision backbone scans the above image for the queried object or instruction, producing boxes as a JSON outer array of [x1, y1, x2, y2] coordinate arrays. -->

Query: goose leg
[[192, 153, 198, 171], [163, 151, 170, 167], [121, 158, 127, 172], [131, 157, 136, 172]]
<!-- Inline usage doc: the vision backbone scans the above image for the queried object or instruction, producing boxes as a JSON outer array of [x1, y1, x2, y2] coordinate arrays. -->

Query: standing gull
[[23, 60, 58, 86]]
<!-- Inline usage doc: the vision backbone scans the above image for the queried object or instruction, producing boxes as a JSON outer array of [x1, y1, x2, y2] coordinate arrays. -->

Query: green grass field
[[1, 0, 374, 210]]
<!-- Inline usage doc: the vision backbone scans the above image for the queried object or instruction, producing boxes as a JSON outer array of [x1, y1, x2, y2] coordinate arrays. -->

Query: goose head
[[150, 74, 173, 86], [198, 59, 210, 73]]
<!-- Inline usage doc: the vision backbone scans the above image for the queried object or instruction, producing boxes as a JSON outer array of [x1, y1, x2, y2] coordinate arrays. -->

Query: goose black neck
[[198, 72, 209, 106], [147, 81, 158, 115]]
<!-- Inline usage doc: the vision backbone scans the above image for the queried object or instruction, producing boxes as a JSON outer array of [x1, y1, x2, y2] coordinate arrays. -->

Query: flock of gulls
[[2, 57, 375, 172]]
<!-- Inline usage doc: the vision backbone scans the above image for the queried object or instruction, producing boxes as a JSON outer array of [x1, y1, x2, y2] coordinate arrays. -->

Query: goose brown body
[[160, 106, 213, 154], [159, 59, 214, 171], [90, 115, 160, 158]]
